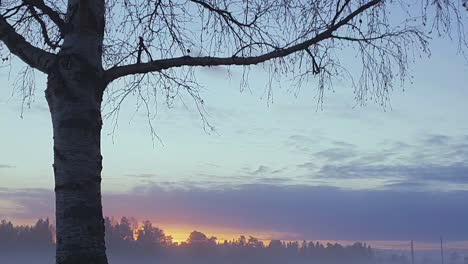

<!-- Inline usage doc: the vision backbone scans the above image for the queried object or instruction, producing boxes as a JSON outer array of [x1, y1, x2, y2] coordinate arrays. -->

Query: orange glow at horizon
[[154, 223, 295, 244], [4, 216, 468, 251], [127, 222, 468, 251]]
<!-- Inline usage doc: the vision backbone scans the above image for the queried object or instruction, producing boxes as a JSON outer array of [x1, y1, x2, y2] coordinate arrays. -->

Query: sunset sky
[[1, 34, 468, 249]]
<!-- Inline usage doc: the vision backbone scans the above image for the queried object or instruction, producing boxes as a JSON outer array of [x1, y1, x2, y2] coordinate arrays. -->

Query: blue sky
[[1, 35, 468, 243]]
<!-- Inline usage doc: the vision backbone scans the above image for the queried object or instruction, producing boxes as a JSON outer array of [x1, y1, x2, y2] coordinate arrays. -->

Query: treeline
[[0, 217, 417, 264], [103, 217, 374, 264], [0, 219, 54, 253]]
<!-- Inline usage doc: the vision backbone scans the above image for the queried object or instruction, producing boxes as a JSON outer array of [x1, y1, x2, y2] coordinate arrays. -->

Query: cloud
[[124, 173, 159, 179], [105, 184, 468, 242], [382, 180, 429, 191], [243, 165, 287, 177], [255, 177, 293, 184], [297, 162, 316, 170], [248, 165, 270, 176], [295, 134, 468, 188], [2, 184, 468, 242], [0, 188, 53, 220], [424, 134, 451, 146], [315, 147, 357, 162], [332, 141, 356, 148], [286, 134, 321, 153], [271, 168, 287, 174], [0, 164, 15, 169], [316, 162, 468, 184]]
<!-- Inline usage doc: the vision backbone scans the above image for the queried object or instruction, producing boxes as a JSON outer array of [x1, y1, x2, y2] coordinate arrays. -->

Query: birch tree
[[0, 0, 466, 263]]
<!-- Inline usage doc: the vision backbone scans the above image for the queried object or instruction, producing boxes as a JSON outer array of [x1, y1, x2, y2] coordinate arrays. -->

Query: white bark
[[62, 0, 105, 68], [1, 1, 108, 262], [46, 56, 107, 264], [45, 1, 108, 263]]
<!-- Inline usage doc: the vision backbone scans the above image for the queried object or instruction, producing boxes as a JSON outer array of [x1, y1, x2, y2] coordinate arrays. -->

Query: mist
[[1, 218, 467, 264]]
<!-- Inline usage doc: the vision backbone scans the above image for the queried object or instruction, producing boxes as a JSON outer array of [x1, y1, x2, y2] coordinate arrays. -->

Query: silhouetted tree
[[116, 217, 135, 242], [27, 219, 54, 250], [188, 230, 215, 245], [450, 252, 462, 264], [247, 236, 264, 249], [1, 218, 426, 264], [0, 220, 16, 251], [0, 218, 54, 253], [135, 220, 172, 255], [241, 235, 250, 246], [0, 1, 466, 263], [104, 216, 137, 254], [299, 240, 308, 258], [268, 239, 284, 250]]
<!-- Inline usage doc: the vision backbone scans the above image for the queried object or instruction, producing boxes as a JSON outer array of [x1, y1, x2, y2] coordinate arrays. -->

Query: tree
[[104, 216, 136, 252], [247, 236, 264, 249], [0, 218, 54, 254], [115, 217, 136, 243], [135, 220, 171, 253], [187, 230, 216, 247], [0, 220, 16, 251], [268, 239, 284, 250], [0, 0, 466, 263]]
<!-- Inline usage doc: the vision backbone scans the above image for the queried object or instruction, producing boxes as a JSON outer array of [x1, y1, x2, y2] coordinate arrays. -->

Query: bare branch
[[0, 14, 56, 73], [22, 0, 65, 33], [105, 0, 382, 82], [26, 4, 60, 49], [331, 0, 351, 26], [1, 3, 25, 19], [189, 0, 259, 27]]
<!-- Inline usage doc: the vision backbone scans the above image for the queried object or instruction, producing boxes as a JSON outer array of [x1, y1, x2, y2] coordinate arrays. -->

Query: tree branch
[[0, 14, 56, 73], [331, 0, 351, 26], [105, 0, 382, 83], [189, 0, 258, 27], [22, 0, 65, 34], [26, 4, 60, 49]]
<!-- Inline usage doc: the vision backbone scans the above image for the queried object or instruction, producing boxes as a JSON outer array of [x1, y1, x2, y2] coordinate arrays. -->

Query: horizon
[[2, 217, 468, 253]]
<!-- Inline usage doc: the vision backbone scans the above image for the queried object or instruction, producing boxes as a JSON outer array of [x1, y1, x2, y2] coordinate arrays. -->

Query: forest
[[2, 217, 464, 264]]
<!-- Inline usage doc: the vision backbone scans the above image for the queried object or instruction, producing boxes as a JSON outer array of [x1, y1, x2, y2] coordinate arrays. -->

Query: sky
[[1, 33, 468, 248]]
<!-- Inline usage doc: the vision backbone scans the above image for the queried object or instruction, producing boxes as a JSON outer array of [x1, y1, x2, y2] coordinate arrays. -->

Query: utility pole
[[411, 240, 415, 264], [440, 237, 444, 264]]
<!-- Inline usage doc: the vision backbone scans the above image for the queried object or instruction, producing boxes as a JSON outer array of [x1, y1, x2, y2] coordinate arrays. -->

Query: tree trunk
[[45, 1, 107, 263], [46, 55, 107, 264]]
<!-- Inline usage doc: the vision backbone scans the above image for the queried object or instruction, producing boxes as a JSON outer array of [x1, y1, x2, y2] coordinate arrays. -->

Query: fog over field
[[1, 218, 468, 264]]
